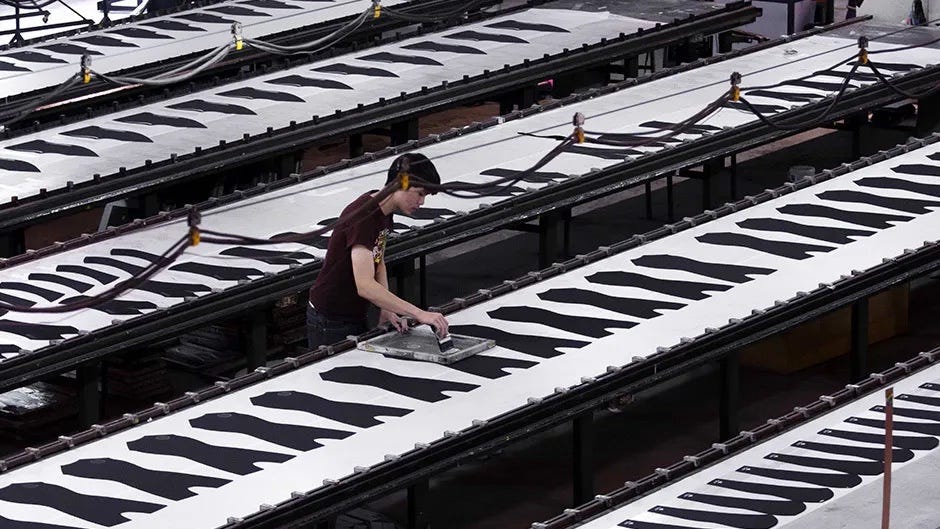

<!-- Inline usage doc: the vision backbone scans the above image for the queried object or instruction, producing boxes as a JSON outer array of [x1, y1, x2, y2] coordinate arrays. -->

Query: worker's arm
[[351, 245, 448, 336], [375, 259, 407, 333]]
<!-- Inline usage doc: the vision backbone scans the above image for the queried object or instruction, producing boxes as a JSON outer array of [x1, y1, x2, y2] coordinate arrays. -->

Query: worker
[[307, 152, 449, 349]]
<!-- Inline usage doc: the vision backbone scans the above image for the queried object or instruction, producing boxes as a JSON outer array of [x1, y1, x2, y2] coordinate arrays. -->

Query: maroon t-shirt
[[309, 192, 392, 321]]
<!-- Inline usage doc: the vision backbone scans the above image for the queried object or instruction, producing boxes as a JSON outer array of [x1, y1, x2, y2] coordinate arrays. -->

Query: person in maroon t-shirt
[[307, 152, 449, 349]]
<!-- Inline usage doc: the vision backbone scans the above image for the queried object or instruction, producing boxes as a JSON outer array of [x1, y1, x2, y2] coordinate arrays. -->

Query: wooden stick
[[881, 386, 894, 529]]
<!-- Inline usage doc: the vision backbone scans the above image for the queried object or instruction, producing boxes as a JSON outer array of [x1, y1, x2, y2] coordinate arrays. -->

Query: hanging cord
[[381, 0, 487, 23], [0, 74, 81, 132], [243, 7, 372, 55]]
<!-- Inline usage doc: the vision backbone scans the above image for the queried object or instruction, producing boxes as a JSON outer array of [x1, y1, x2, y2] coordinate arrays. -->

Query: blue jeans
[[307, 304, 367, 351]]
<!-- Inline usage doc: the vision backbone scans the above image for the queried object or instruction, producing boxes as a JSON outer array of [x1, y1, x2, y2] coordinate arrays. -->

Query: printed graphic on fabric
[[638, 121, 722, 134], [742, 90, 821, 103], [266, 75, 353, 89], [61, 458, 230, 500], [0, 159, 39, 172], [168, 100, 257, 116], [480, 168, 569, 184], [792, 440, 912, 462], [189, 412, 353, 450], [447, 324, 587, 358], [443, 30, 528, 43], [484, 20, 569, 32], [847, 60, 918, 72], [320, 366, 479, 402], [619, 521, 700, 529], [220, 246, 316, 265], [117, 112, 207, 128], [28, 273, 92, 293], [241, 0, 303, 8], [61, 126, 153, 143], [764, 452, 881, 476], [566, 145, 642, 159], [736, 218, 875, 244], [314, 63, 398, 77], [0, 515, 82, 529], [0, 62, 29, 72], [855, 176, 940, 198], [440, 353, 537, 379], [85, 256, 144, 274], [591, 132, 680, 146], [0, 282, 62, 301], [736, 465, 862, 488], [872, 404, 940, 421], [251, 390, 412, 427], [678, 491, 804, 516], [401, 41, 486, 55], [56, 264, 118, 283], [708, 478, 833, 503], [897, 392, 940, 406], [39, 43, 104, 55], [142, 19, 205, 31], [399, 207, 457, 220], [73, 35, 138, 47], [0, 482, 163, 526], [817, 189, 940, 214], [631, 254, 774, 282], [782, 79, 855, 92], [137, 279, 212, 298], [174, 12, 234, 24], [127, 434, 293, 474], [208, 5, 271, 16], [444, 181, 525, 196], [357, 52, 443, 66], [7, 140, 98, 157], [814, 69, 877, 82], [819, 428, 938, 450], [846, 416, 940, 436], [487, 306, 635, 338], [892, 163, 940, 176], [267, 231, 330, 249], [169, 261, 265, 281], [696, 233, 834, 259], [0, 292, 35, 309], [218, 87, 306, 103], [58, 296, 157, 315], [107, 27, 172, 39], [586, 271, 730, 300], [537, 288, 684, 319], [0, 320, 78, 340], [649, 505, 776, 529], [777, 203, 912, 229], [3, 51, 66, 63], [724, 101, 788, 114]]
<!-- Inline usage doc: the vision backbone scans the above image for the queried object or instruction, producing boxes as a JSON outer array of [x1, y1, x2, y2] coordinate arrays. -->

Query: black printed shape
[[107, 27, 172, 39], [137, 280, 211, 298], [85, 256, 143, 274], [0, 482, 162, 526], [321, 366, 478, 402], [61, 458, 230, 500], [793, 440, 913, 462], [632, 254, 774, 283], [402, 41, 486, 55], [268, 231, 330, 249], [142, 19, 206, 31], [708, 478, 833, 503], [73, 35, 138, 48], [220, 246, 315, 265], [893, 163, 940, 176], [697, 232, 834, 259], [251, 390, 411, 427], [817, 189, 940, 214], [174, 12, 233, 24], [488, 306, 634, 338], [218, 87, 305, 103], [0, 320, 77, 340], [847, 416, 940, 436], [619, 522, 700, 529], [725, 100, 788, 114], [61, 125, 152, 143], [485, 20, 568, 32], [29, 273, 92, 293], [538, 288, 684, 319], [110, 248, 165, 262], [923, 382, 940, 392], [897, 393, 940, 407], [443, 354, 537, 379], [127, 434, 292, 474], [737, 465, 861, 488], [57, 264, 118, 283], [357, 52, 442, 66], [0, 282, 61, 302], [117, 112, 207, 128], [737, 217, 874, 244], [778, 203, 912, 229], [566, 145, 641, 159], [0, 291, 35, 307], [170, 261, 264, 281], [401, 207, 457, 220], [586, 271, 730, 300], [744, 89, 821, 103], [314, 63, 398, 77], [4, 51, 66, 63], [873, 404, 940, 422], [190, 412, 352, 450], [679, 491, 804, 516], [59, 296, 156, 315], [639, 121, 721, 134], [209, 5, 271, 15], [766, 452, 880, 475], [0, 61, 29, 72], [168, 99, 256, 116], [266, 75, 353, 89], [480, 167, 568, 184], [814, 69, 877, 83], [850, 61, 918, 72], [7, 140, 97, 157], [40, 42, 104, 55], [0, 158, 39, 172], [590, 133, 676, 147], [0, 515, 82, 529], [649, 505, 776, 529], [819, 428, 938, 451], [240, 0, 302, 8], [784, 79, 851, 92], [856, 176, 940, 199], [447, 324, 586, 358], [444, 30, 528, 43]]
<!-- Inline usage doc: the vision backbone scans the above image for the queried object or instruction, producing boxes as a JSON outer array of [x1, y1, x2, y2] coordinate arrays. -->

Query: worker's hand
[[379, 309, 408, 333], [416, 310, 448, 338]]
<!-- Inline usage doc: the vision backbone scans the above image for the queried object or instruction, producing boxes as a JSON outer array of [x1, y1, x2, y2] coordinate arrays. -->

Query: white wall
[[859, 0, 939, 24]]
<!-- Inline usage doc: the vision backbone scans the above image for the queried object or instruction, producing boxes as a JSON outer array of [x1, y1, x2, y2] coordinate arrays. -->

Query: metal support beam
[[539, 210, 567, 268], [846, 112, 867, 160], [499, 85, 536, 114], [666, 172, 675, 223], [349, 133, 364, 158], [719, 352, 740, 440], [729, 154, 738, 200], [0, 230, 24, 258], [823, 0, 835, 24], [77, 361, 102, 427], [393, 258, 421, 305], [391, 119, 420, 146], [314, 519, 333, 529], [718, 31, 733, 54], [916, 90, 940, 136], [245, 310, 267, 372], [625, 55, 639, 78], [644, 181, 653, 220], [572, 410, 595, 505], [407, 479, 430, 529], [419, 255, 428, 310], [850, 298, 869, 383]]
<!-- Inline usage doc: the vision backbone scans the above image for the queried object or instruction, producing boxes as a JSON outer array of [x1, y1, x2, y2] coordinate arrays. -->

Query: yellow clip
[[83, 70, 91, 84], [236, 39, 243, 51], [189, 227, 200, 247], [575, 127, 584, 144], [400, 172, 409, 190], [859, 49, 868, 65], [374, 3, 381, 18], [731, 86, 740, 102]]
